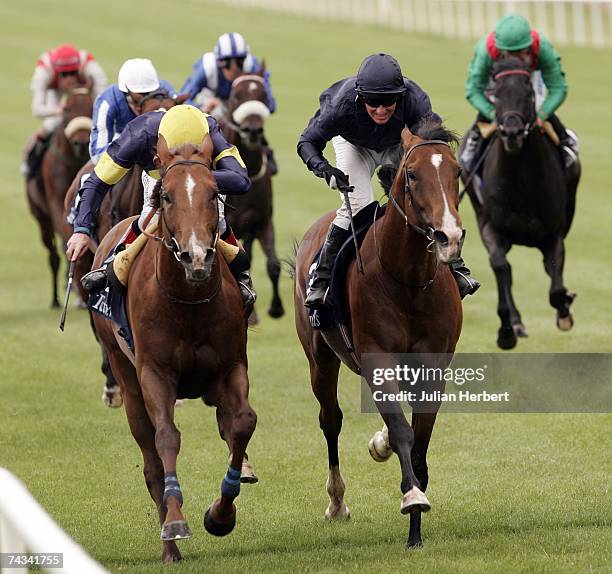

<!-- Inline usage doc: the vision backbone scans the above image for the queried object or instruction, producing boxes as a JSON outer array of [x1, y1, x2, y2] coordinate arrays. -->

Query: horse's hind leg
[[105, 346, 182, 562], [309, 338, 349, 520], [407, 412, 438, 548], [482, 224, 525, 349], [89, 311, 122, 407], [257, 219, 284, 318], [205, 363, 257, 537], [541, 237, 575, 331], [31, 204, 60, 308]]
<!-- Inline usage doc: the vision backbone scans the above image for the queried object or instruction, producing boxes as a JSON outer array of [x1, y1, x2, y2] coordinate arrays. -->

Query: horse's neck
[[375, 199, 437, 289]]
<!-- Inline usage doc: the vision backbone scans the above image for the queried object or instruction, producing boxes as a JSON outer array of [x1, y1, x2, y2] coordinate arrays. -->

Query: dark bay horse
[[25, 84, 93, 306], [294, 122, 463, 547], [63, 92, 179, 407], [460, 57, 580, 349], [223, 70, 284, 322], [91, 134, 256, 563]]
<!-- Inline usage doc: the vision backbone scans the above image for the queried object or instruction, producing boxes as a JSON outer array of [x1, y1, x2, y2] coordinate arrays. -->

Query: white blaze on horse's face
[[185, 173, 196, 207], [430, 152, 463, 262]]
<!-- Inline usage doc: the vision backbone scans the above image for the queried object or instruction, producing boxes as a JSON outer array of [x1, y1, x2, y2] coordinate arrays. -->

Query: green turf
[[0, 1, 610, 572]]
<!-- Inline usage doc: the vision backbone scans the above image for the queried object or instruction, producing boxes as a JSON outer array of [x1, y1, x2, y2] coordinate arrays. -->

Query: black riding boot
[[304, 224, 350, 309], [548, 114, 579, 170], [227, 246, 257, 308], [449, 259, 480, 299], [26, 134, 51, 179]]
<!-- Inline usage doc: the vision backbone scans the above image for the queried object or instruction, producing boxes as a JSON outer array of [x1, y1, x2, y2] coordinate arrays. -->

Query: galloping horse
[[460, 57, 580, 349], [63, 92, 180, 406], [91, 134, 256, 563], [223, 69, 284, 321], [294, 121, 463, 547], [25, 82, 93, 307]]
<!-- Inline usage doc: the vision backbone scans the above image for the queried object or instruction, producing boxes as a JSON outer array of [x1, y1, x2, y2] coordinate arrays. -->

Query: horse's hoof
[[204, 505, 236, 537], [174, 399, 184, 408], [51, 300, 60, 309], [368, 430, 393, 462], [557, 312, 574, 331], [101, 386, 123, 408], [160, 520, 192, 541], [497, 327, 517, 350], [268, 304, 285, 319], [240, 459, 259, 484], [325, 502, 350, 521], [247, 309, 259, 326], [406, 538, 423, 549], [512, 323, 528, 338], [400, 487, 431, 514]]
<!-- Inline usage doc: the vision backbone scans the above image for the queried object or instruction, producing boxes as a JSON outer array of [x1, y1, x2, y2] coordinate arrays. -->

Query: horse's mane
[[150, 178, 163, 210], [378, 118, 458, 196]]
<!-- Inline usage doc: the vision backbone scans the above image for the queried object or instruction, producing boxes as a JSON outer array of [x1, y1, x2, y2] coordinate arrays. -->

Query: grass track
[[0, 1, 610, 572]]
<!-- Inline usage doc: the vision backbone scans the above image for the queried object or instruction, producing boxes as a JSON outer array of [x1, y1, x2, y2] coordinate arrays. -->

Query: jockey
[[89, 58, 177, 164], [66, 105, 256, 306], [298, 53, 480, 309], [461, 13, 579, 175], [180, 32, 278, 174], [26, 43, 107, 177]]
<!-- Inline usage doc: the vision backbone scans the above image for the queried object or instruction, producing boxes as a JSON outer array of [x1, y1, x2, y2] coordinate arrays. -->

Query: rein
[[493, 68, 535, 137], [375, 139, 451, 289]]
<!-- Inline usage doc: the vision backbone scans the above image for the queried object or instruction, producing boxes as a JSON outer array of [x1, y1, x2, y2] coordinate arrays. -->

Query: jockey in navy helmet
[[298, 53, 480, 309]]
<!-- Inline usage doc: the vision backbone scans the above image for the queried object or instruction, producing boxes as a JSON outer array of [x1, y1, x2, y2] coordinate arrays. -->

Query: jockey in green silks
[[460, 13, 579, 174]]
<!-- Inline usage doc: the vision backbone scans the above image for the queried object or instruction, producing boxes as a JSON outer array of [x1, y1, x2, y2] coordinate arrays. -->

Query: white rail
[[0, 469, 107, 574], [216, 0, 612, 48]]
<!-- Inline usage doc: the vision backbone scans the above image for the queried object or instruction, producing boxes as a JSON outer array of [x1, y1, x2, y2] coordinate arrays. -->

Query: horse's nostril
[[180, 251, 192, 264], [205, 247, 216, 264], [433, 230, 449, 246]]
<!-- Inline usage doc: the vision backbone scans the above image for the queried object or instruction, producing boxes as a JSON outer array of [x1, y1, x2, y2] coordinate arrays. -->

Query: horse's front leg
[[481, 223, 525, 349], [205, 363, 257, 537], [541, 237, 576, 331], [257, 218, 284, 318], [139, 364, 191, 542]]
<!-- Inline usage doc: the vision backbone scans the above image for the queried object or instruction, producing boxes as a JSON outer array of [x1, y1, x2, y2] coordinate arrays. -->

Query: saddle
[[306, 202, 386, 373]]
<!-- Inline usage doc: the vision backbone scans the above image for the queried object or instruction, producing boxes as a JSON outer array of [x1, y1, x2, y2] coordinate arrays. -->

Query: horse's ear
[[401, 127, 418, 150], [256, 59, 266, 77], [156, 134, 173, 165], [175, 93, 190, 105]]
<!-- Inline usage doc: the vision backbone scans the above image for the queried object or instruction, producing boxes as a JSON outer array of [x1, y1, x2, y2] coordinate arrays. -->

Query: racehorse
[[25, 82, 93, 307], [91, 132, 257, 563], [63, 91, 180, 407], [460, 57, 579, 350], [294, 120, 463, 548], [223, 69, 284, 322]]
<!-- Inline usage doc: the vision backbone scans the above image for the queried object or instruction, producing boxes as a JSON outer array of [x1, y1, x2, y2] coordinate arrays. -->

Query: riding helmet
[[214, 32, 250, 60], [118, 58, 160, 93], [355, 53, 406, 96], [495, 14, 533, 52]]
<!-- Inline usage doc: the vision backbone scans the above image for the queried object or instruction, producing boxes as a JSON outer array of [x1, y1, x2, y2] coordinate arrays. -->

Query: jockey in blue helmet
[[180, 32, 278, 174]]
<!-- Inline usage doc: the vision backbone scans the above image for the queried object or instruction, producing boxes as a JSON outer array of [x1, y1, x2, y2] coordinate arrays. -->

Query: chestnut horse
[[294, 121, 463, 547], [63, 92, 180, 406], [25, 83, 93, 307], [223, 70, 284, 322], [91, 135, 256, 563]]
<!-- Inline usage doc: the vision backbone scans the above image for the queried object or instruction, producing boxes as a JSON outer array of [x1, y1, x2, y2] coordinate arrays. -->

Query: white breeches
[[138, 171, 227, 234], [331, 135, 401, 230]]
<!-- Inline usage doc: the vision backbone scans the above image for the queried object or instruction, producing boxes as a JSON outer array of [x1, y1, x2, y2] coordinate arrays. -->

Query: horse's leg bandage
[[112, 220, 159, 287]]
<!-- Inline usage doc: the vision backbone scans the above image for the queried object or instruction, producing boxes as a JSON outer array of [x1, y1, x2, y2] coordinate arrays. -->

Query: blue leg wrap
[[163, 472, 183, 506], [221, 465, 241, 499]]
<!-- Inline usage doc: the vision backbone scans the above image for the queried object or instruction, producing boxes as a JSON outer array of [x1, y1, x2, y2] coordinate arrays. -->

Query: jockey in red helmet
[[24, 44, 107, 178]]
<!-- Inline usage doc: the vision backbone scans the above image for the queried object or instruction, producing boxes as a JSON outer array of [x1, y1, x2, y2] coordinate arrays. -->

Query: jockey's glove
[[318, 164, 351, 191]]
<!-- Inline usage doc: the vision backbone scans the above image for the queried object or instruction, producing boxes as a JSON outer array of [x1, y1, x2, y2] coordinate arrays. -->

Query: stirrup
[[452, 269, 481, 299], [238, 280, 256, 307]]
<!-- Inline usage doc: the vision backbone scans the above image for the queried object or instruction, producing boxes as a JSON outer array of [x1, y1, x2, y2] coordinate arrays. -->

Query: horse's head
[[155, 128, 218, 283], [62, 86, 93, 161], [226, 69, 270, 149], [492, 57, 536, 154], [390, 121, 464, 263]]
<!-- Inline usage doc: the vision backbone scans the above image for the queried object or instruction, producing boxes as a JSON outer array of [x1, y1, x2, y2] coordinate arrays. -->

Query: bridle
[[375, 139, 457, 290], [144, 159, 222, 304], [493, 68, 535, 138]]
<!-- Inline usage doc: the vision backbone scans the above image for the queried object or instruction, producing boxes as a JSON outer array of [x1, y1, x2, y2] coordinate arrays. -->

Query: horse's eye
[[406, 170, 417, 181], [161, 191, 172, 203]]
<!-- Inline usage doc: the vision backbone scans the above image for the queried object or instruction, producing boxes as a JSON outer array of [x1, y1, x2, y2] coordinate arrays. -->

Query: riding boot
[[304, 224, 350, 309], [548, 114, 579, 170], [449, 259, 481, 299], [226, 243, 257, 307], [81, 221, 141, 294], [459, 126, 484, 174], [25, 133, 51, 179]]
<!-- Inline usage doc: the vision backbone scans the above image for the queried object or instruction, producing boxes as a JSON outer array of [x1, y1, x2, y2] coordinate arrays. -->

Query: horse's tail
[[283, 239, 300, 279]]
